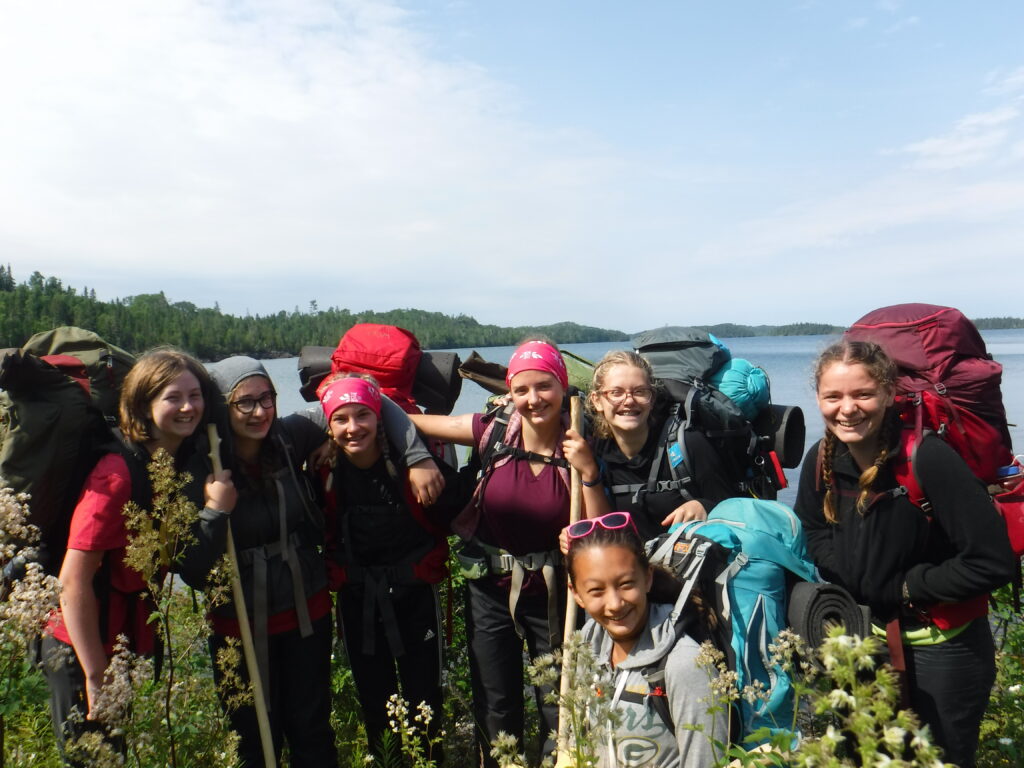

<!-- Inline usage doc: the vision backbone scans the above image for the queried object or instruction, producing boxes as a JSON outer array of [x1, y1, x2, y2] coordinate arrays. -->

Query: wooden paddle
[[554, 395, 583, 766], [207, 424, 275, 768]]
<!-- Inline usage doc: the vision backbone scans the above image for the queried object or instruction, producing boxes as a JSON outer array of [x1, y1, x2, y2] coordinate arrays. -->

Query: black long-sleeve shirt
[[794, 433, 1016, 624]]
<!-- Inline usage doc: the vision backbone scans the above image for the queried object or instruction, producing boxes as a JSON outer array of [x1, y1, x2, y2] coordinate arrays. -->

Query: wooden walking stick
[[208, 424, 276, 768], [555, 395, 583, 767]]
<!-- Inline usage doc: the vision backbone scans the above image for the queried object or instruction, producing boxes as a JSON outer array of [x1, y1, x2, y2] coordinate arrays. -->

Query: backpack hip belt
[[458, 540, 564, 647], [235, 475, 318, 711]]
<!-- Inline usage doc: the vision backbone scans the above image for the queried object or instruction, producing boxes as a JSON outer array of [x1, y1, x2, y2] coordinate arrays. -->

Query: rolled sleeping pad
[[414, 351, 463, 415], [298, 345, 333, 402], [787, 581, 869, 647], [752, 404, 805, 469]]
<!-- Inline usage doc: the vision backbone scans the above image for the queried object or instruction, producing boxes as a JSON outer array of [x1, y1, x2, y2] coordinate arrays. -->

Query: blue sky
[[1, 1, 1021, 333]]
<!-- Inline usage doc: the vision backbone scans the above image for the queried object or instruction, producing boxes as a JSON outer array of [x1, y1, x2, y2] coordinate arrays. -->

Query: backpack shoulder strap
[[478, 402, 570, 471], [477, 402, 514, 472], [891, 429, 929, 512]]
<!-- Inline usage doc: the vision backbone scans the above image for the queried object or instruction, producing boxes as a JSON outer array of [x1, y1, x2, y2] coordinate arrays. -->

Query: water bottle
[[996, 463, 1024, 492]]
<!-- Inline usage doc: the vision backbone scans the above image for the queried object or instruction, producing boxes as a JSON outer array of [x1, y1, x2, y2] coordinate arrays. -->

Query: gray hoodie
[[580, 602, 726, 768]]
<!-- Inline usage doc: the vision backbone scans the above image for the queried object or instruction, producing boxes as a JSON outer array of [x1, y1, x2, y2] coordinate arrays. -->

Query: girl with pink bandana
[[410, 339, 609, 766], [319, 374, 457, 763]]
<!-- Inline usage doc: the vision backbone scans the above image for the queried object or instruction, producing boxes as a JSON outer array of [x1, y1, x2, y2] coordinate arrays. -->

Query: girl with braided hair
[[319, 374, 458, 763], [794, 339, 1015, 767]]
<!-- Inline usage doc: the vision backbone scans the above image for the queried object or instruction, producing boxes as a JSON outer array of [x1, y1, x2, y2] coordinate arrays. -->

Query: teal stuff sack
[[709, 359, 770, 421]]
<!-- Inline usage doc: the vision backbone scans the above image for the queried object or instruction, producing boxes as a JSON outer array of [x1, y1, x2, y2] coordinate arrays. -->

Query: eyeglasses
[[230, 392, 277, 414], [567, 511, 639, 542], [597, 387, 654, 405]]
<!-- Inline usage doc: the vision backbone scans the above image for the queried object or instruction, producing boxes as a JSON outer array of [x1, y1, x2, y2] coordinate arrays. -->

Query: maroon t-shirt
[[472, 413, 569, 557]]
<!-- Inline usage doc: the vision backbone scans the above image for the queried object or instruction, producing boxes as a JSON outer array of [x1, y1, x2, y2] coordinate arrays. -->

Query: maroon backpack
[[845, 303, 1012, 483], [844, 304, 1019, 632]]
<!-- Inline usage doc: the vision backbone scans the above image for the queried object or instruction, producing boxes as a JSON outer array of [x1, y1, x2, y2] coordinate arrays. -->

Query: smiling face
[[329, 402, 381, 467], [816, 361, 894, 461], [228, 375, 276, 446], [570, 543, 653, 659], [591, 363, 654, 438], [509, 369, 564, 430], [148, 371, 204, 453]]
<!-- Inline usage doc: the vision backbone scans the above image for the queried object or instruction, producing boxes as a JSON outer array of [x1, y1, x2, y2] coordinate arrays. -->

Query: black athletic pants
[[40, 635, 124, 767], [337, 582, 444, 763], [903, 616, 996, 768], [209, 612, 337, 768], [465, 577, 564, 768]]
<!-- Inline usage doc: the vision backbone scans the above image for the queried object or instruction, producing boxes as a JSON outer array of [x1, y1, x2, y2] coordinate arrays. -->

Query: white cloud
[[895, 106, 1021, 170], [985, 66, 1024, 97], [0, 0, 621, 319]]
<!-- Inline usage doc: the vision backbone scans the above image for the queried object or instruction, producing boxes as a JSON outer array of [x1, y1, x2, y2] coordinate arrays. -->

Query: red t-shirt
[[49, 453, 158, 656]]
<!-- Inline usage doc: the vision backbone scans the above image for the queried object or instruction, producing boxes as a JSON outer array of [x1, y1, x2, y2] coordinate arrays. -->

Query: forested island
[[1, 268, 1020, 359]]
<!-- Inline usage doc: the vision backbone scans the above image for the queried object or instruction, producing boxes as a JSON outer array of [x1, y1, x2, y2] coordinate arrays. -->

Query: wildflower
[[1008, 684, 1021, 694], [695, 640, 725, 669], [999, 737, 1012, 746], [882, 725, 906, 751], [827, 688, 856, 709]]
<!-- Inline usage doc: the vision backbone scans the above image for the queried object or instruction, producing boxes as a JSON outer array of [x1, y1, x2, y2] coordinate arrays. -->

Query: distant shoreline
[[1, 269, 1021, 358]]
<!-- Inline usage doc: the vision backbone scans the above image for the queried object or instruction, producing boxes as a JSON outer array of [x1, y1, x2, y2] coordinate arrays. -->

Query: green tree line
[[0, 268, 628, 358], [1, 268, 1019, 359]]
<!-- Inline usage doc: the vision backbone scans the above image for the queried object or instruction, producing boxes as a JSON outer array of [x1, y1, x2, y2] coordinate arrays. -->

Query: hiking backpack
[[0, 327, 136, 574], [631, 327, 805, 504], [844, 303, 1013, 481], [843, 304, 1022, 617], [645, 497, 821, 744], [297, 323, 463, 416]]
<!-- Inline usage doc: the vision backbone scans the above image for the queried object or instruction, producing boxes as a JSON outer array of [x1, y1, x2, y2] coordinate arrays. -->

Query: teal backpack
[[646, 497, 819, 744]]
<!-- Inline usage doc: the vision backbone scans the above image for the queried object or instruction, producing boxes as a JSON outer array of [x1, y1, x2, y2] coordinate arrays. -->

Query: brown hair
[[586, 350, 659, 439], [813, 340, 897, 522], [119, 348, 213, 443]]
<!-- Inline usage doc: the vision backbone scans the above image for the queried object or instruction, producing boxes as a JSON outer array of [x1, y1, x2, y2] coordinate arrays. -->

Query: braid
[[812, 338, 898, 522], [377, 420, 400, 481], [822, 431, 838, 523], [855, 411, 894, 514]]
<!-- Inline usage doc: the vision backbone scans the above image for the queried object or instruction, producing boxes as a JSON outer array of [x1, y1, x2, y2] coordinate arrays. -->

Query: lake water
[[262, 328, 1024, 507]]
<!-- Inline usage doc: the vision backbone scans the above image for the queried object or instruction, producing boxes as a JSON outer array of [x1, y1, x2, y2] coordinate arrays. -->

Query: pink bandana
[[320, 377, 382, 421], [505, 341, 568, 390]]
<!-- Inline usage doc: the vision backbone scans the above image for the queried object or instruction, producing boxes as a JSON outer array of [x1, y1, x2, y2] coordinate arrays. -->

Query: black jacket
[[794, 433, 1016, 623], [596, 413, 733, 542]]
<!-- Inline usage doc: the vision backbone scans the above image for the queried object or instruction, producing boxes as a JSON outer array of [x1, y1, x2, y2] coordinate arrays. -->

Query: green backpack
[[0, 327, 135, 574]]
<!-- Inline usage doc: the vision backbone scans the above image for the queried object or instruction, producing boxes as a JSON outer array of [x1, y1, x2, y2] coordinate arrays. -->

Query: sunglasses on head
[[567, 511, 638, 542]]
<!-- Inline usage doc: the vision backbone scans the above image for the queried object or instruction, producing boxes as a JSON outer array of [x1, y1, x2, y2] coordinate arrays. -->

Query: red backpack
[[328, 323, 422, 414], [844, 304, 1022, 627]]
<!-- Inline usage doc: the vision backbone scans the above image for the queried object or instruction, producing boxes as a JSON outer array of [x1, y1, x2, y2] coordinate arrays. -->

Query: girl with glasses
[[180, 356, 442, 767], [586, 350, 733, 541], [567, 510, 725, 767], [409, 339, 610, 766]]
